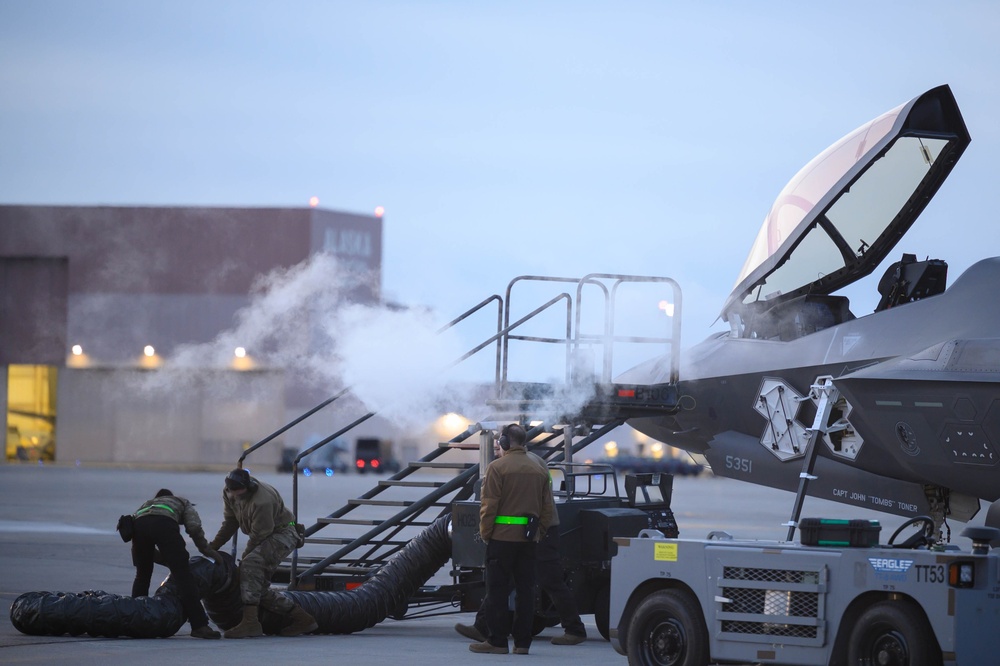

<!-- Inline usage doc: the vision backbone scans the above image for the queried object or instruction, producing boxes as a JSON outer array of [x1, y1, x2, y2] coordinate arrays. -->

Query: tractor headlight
[[948, 561, 975, 588]]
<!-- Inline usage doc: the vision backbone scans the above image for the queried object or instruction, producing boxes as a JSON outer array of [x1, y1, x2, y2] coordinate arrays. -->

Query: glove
[[208, 540, 222, 552]]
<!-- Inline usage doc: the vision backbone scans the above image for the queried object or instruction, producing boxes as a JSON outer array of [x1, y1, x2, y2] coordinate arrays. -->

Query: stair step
[[310, 564, 378, 575], [316, 516, 435, 527], [316, 517, 384, 526], [348, 498, 414, 507], [285, 557, 381, 576], [439, 441, 480, 450], [409, 461, 475, 469], [303, 537, 410, 546], [378, 479, 446, 488]]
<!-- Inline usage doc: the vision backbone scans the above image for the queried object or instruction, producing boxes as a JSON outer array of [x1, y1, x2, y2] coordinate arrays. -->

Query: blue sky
[[3, 1, 999, 357]]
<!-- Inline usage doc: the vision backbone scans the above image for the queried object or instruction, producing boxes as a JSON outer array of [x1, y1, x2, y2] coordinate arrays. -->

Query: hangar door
[[1, 258, 67, 461]]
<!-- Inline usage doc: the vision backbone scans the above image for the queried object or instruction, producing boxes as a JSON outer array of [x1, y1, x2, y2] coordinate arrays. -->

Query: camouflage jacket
[[134, 495, 213, 556], [209, 477, 295, 557]]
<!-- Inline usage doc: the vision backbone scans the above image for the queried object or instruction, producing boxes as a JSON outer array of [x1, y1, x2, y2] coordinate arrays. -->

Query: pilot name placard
[[831, 488, 919, 513]]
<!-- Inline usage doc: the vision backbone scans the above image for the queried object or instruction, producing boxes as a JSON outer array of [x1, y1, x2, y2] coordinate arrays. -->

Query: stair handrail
[[501, 276, 603, 396], [574, 274, 683, 384], [437, 294, 504, 386], [239, 296, 504, 470], [237, 387, 352, 468]]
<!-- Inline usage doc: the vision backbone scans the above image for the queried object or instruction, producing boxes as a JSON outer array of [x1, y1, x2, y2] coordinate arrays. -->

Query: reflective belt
[[136, 503, 176, 516], [495, 516, 529, 525]]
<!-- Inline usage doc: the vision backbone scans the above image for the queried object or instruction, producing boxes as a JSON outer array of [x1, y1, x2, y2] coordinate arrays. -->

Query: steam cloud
[[127, 252, 640, 432]]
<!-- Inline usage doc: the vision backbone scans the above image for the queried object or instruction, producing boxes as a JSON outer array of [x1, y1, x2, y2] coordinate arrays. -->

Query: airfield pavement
[[0, 463, 964, 665]]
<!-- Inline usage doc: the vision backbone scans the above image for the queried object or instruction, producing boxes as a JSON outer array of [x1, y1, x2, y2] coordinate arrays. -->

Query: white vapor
[[326, 303, 466, 425], [131, 253, 474, 428]]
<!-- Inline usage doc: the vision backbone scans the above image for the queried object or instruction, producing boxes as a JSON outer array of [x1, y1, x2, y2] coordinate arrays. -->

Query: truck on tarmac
[[608, 512, 1000, 665]]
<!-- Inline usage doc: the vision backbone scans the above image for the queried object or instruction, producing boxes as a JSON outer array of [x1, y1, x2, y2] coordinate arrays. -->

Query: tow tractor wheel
[[531, 612, 552, 636], [594, 582, 611, 641], [847, 600, 940, 666], [626, 589, 708, 666]]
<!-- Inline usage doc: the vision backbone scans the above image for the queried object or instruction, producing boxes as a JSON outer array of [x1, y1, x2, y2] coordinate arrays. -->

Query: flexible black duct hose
[[11, 514, 453, 637], [9, 556, 233, 638], [267, 512, 453, 634]]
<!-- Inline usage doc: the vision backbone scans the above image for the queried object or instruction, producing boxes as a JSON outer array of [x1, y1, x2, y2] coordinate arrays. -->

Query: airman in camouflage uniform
[[131, 488, 222, 639], [209, 469, 317, 638]]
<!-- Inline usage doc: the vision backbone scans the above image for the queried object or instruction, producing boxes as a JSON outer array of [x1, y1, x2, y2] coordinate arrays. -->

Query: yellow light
[[68, 345, 90, 367], [433, 412, 470, 438], [374, 206, 385, 218], [604, 440, 619, 458], [232, 349, 254, 371], [144, 345, 155, 357], [658, 300, 674, 317], [309, 196, 320, 207], [651, 442, 664, 459]]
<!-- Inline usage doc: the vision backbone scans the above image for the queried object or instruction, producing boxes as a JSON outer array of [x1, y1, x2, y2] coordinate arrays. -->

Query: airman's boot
[[191, 624, 221, 639], [279, 604, 319, 637], [223, 605, 263, 639]]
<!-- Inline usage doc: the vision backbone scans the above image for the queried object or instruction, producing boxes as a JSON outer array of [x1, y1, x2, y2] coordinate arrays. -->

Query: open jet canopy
[[722, 85, 970, 325]]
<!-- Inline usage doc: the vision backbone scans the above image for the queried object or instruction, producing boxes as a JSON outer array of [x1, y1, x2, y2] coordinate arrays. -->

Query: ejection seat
[[875, 253, 948, 312]]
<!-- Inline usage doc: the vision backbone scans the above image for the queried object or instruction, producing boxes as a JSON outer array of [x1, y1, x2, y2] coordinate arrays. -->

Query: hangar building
[[0, 204, 385, 468]]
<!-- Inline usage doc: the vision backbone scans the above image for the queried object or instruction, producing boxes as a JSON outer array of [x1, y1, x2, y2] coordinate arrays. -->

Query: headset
[[497, 424, 511, 451]]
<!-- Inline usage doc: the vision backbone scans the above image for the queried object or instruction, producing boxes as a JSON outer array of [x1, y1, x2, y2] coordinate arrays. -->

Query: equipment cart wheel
[[847, 600, 940, 666], [594, 582, 611, 641], [531, 612, 552, 636], [625, 589, 708, 666]]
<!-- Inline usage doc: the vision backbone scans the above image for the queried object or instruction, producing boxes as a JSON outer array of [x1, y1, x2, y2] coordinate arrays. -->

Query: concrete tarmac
[[0, 463, 937, 665]]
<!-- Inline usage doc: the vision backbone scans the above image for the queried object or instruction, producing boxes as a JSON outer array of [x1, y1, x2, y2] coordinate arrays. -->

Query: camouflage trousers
[[239, 526, 299, 613]]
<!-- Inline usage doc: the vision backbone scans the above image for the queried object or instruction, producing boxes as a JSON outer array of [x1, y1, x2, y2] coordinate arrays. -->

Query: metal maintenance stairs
[[237, 272, 683, 608], [282, 382, 678, 594]]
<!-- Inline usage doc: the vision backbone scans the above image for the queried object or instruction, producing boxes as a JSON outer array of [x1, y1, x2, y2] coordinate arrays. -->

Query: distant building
[[0, 204, 384, 467]]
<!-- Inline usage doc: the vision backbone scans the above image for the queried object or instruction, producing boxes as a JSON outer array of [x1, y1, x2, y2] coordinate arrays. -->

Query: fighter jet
[[618, 84, 999, 527]]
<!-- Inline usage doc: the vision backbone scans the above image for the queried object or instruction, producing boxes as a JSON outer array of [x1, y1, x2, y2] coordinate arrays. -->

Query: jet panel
[[836, 376, 1000, 501]]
